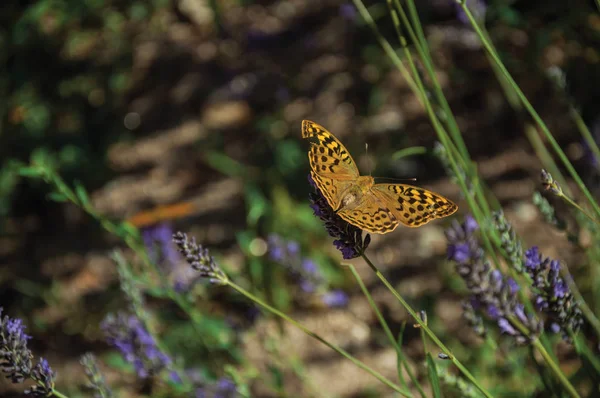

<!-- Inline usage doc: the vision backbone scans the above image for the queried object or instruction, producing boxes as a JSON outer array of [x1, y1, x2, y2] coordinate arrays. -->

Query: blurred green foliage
[[0, 0, 169, 227]]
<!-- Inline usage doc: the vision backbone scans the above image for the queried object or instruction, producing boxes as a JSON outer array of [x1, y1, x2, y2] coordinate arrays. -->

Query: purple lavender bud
[[0, 309, 33, 384], [308, 174, 370, 259], [339, 3, 357, 21], [321, 290, 349, 308], [300, 280, 317, 293], [25, 358, 55, 397], [0, 309, 57, 396], [447, 242, 471, 263], [453, 0, 487, 26], [523, 247, 583, 342], [446, 217, 541, 344], [173, 232, 228, 284], [102, 313, 172, 379], [143, 223, 181, 268]]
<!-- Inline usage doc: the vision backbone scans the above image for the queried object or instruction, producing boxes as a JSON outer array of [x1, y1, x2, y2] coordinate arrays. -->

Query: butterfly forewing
[[302, 120, 359, 177], [372, 184, 458, 228]]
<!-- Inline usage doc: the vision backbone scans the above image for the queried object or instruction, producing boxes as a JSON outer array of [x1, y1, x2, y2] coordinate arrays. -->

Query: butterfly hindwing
[[372, 184, 458, 228], [311, 171, 353, 210], [337, 193, 399, 234]]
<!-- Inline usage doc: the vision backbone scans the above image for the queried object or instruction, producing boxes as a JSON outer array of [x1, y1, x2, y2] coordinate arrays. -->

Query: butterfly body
[[302, 120, 458, 234]]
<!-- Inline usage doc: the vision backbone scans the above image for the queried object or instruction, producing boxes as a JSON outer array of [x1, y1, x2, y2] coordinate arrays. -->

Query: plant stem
[[532, 340, 581, 398], [224, 279, 412, 396], [459, 1, 600, 220], [51, 390, 70, 398], [361, 253, 493, 398], [346, 263, 427, 398]]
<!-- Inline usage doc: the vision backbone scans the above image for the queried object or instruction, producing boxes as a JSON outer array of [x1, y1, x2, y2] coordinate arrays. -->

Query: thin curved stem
[[224, 279, 412, 397], [459, 1, 600, 221], [361, 253, 493, 398]]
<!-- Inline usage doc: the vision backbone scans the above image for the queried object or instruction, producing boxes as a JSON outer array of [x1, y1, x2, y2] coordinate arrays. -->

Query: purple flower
[[268, 234, 325, 293], [196, 377, 237, 398], [27, 358, 56, 397], [446, 217, 542, 344], [453, 0, 486, 26], [142, 223, 181, 268], [339, 3, 357, 21], [321, 290, 349, 308], [523, 247, 583, 341], [0, 308, 56, 396], [101, 313, 172, 379], [173, 232, 228, 284], [308, 174, 371, 259]]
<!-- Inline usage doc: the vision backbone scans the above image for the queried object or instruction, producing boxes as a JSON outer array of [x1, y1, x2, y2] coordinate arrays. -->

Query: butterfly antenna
[[374, 177, 418, 182], [365, 143, 372, 177]]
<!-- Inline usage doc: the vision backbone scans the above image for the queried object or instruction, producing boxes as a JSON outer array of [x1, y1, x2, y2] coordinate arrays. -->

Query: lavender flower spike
[[173, 232, 228, 284], [81, 353, 113, 398], [524, 247, 583, 341], [0, 308, 56, 397], [446, 216, 542, 344], [308, 174, 370, 259], [101, 312, 172, 379]]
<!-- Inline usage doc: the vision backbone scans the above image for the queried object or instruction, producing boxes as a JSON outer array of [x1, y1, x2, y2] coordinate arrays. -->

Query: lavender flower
[[267, 235, 314, 284], [81, 353, 113, 398], [308, 174, 370, 259], [268, 234, 349, 307], [339, 3, 357, 21], [446, 216, 542, 344], [101, 312, 172, 379], [0, 308, 56, 396], [26, 358, 56, 397], [541, 169, 563, 196], [173, 232, 228, 284], [524, 247, 583, 341], [196, 377, 238, 398], [453, 0, 487, 26], [493, 211, 524, 272], [142, 223, 181, 268], [321, 290, 350, 308]]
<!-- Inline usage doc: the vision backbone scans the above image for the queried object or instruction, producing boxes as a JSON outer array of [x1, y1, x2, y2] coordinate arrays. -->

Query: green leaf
[[205, 151, 246, 177], [18, 167, 43, 178], [392, 146, 427, 160], [74, 181, 91, 207], [47, 192, 68, 202], [426, 353, 442, 398], [245, 184, 268, 226]]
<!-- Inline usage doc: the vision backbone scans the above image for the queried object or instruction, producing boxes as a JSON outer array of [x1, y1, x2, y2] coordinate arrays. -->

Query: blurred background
[[1, 0, 600, 396]]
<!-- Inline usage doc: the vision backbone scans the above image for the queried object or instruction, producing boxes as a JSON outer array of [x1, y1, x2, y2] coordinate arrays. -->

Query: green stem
[[560, 262, 600, 339], [224, 279, 412, 397], [532, 339, 581, 398], [346, 263, 426, 398], [361, 253, 493, 398], [51, 389, 70, 398], [570, 106, 600, 170], [459, 1, 600, 220], [387, 12, 501, 271], [392, 0, 470, 162], [559, 193, 600, 227]]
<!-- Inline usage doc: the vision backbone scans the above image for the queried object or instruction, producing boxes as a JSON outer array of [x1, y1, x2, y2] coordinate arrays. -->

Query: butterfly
[[302, 120, 458, 234]]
